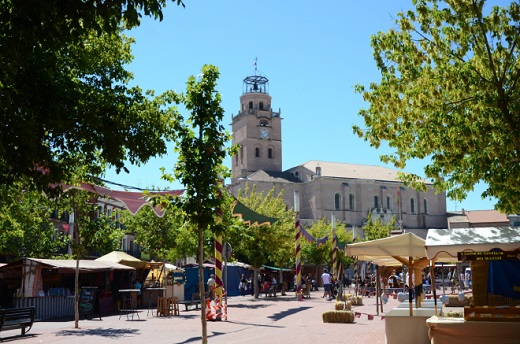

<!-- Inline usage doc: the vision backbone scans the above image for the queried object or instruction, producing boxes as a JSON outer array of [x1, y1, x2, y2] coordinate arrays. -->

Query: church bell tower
[[231, 66, 282, 184]]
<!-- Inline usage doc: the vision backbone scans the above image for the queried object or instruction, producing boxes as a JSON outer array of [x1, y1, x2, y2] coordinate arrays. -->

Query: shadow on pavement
[[268, 306, 312, 321], [56, 327, 140, 338]]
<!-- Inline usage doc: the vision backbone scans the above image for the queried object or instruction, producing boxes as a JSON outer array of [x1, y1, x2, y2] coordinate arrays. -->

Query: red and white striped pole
[[332, 213, 337, 278], [294, 190, 302, 300], [214, 235, 223, 319]]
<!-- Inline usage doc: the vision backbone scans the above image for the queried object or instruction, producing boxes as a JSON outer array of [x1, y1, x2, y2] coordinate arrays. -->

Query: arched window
[[374, 195, 379, 209], [423, 199, 428, 214], [248, 101, 253, 109], [268, 148, 273, 159], [410, 198, 416, 214], [349, 193, 355, 210], [259, 102, 264, 110], [255, 147, 260, 157], [334, 193, 341, 211]]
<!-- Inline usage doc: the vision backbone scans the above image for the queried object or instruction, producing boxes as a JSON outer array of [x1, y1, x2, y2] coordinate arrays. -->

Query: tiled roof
[[246, 170, 300, 183], [295, 160, 430, 183], [465, 210, 508, 224]]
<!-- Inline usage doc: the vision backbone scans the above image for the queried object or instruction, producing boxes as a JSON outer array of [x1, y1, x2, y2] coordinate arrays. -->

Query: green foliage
[[231, 184, 294, 269], [56, 189, 124, 258], [161, 65, 234, 342], [362, 212, 395, 240], [165, 65, 233, 234], [353, 0, 520, 212], [0, 0, 184, 192], [301, 218, 353, 273], [0, 180, 68, 261]]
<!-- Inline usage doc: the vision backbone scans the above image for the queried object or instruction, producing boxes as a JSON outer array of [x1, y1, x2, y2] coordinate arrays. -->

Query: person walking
[[321, 270, 332, 300], [207, 274, 216, 300], [239, 274, 247, 296]]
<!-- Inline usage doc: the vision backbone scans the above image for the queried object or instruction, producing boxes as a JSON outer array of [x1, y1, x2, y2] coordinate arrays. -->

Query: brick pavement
[[0, 291, 425, 344]]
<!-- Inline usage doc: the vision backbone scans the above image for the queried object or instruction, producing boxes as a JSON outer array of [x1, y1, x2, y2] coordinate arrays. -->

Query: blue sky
[[104, 0, 497, 211]]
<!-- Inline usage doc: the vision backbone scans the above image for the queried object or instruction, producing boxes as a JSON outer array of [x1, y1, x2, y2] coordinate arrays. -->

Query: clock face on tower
[[260, 128, 269, 139]]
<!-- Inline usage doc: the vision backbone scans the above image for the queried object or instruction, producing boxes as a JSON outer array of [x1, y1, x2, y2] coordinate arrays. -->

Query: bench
[[178, 293, 202, 311], [0, 307, 35, 339]]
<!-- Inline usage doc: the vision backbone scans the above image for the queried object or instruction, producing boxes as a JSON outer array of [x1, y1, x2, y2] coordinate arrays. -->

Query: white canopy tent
[[345, 233, 430, 316], [345, 232, 427, 265], [425, 227, 520, 262]]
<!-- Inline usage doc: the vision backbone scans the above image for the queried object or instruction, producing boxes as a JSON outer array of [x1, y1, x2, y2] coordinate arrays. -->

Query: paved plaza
[[1, 292, 426, 344]]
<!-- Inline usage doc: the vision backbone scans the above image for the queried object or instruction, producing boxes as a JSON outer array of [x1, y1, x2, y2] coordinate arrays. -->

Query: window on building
[[240, 145, 243, 163], [349, 193, 355, 210], [410, 198, 415, 214], [374, 195, 379, 209], [268, 148, 273, 159], [235, 154, 238, 166], [255, 147, 260, 157], [335, 193, 341, 211], [260, 120, 268, 126], [387, 196, 391, 210], [248, 101, 253, 109], [423, 199, 428, 214], [316, 167, 321, 176], [259, 102, 264, 110]]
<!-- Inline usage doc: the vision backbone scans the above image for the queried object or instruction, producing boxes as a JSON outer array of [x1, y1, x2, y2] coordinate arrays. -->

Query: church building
[[227, 70, 447, 237]]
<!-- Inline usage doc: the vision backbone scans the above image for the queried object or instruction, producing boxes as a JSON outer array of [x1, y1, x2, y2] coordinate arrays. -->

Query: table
[[385, 307, 437, 344], [119, 289, 140, 320], [144, 288, 165, 316], [426, 316, 520, 344]]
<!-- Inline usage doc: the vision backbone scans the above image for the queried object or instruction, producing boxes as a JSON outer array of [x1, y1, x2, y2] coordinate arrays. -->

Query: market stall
[[0, 258, 135, 320], [345, 233, 433, 344], [425, 227, 520, 344]]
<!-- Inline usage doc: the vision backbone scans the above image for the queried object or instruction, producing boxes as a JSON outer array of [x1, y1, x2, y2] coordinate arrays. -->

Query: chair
[[303, 283, 311, 298], [170, 297, 179, 316]]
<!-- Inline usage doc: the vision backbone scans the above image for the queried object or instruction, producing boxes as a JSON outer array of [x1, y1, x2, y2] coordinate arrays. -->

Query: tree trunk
[[198, 224, 207, 343], [253, 268, 259, 299], [74, 216, 80, 329]]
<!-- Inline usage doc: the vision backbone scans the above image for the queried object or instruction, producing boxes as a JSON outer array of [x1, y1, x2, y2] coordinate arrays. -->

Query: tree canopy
[[0, 0, 183, 191], [353, 0, 520, 212]]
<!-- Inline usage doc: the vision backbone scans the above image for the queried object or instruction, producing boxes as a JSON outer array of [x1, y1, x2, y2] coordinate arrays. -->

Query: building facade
[[227, 71, 447, 236]]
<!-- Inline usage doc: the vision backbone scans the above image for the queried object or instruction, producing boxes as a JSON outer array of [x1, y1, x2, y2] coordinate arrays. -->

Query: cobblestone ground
[[1, 291, 433, 344]]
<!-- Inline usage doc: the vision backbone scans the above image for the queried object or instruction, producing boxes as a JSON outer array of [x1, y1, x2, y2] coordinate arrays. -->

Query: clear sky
[[104, 0, 497, 212]]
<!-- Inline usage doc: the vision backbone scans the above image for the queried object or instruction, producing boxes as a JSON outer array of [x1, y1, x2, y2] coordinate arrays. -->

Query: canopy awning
[[345, 232, 427, 266], [231, 199, 279, 226], [0, 258, 135, 273], [425, 227, 520, 262], [95, 251, 148, 269]]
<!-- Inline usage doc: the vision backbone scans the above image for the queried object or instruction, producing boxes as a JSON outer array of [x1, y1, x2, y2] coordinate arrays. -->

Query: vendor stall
[[425, 227, 520, 344], [345, 233, 436, 344], [0, 258, 135, 320]]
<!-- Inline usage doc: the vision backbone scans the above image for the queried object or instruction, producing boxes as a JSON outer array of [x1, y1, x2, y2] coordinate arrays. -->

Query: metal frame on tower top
[[243, 58, 269, 94]]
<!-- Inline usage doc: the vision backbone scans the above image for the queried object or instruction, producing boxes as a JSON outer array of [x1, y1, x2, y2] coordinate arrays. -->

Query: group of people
[[236, 273, 279, 296]]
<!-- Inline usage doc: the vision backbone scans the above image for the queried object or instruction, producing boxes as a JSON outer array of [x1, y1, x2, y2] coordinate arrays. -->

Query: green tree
[[0, 180, 69, 261], [54, 188, 125, 327], [231, 184, 293, 298], [163, 65, 233, 344], [0, 0, 184, 191], [362, 212, 395, 240], [353, 0, 520, 212], [301, 218, 353, 281]]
